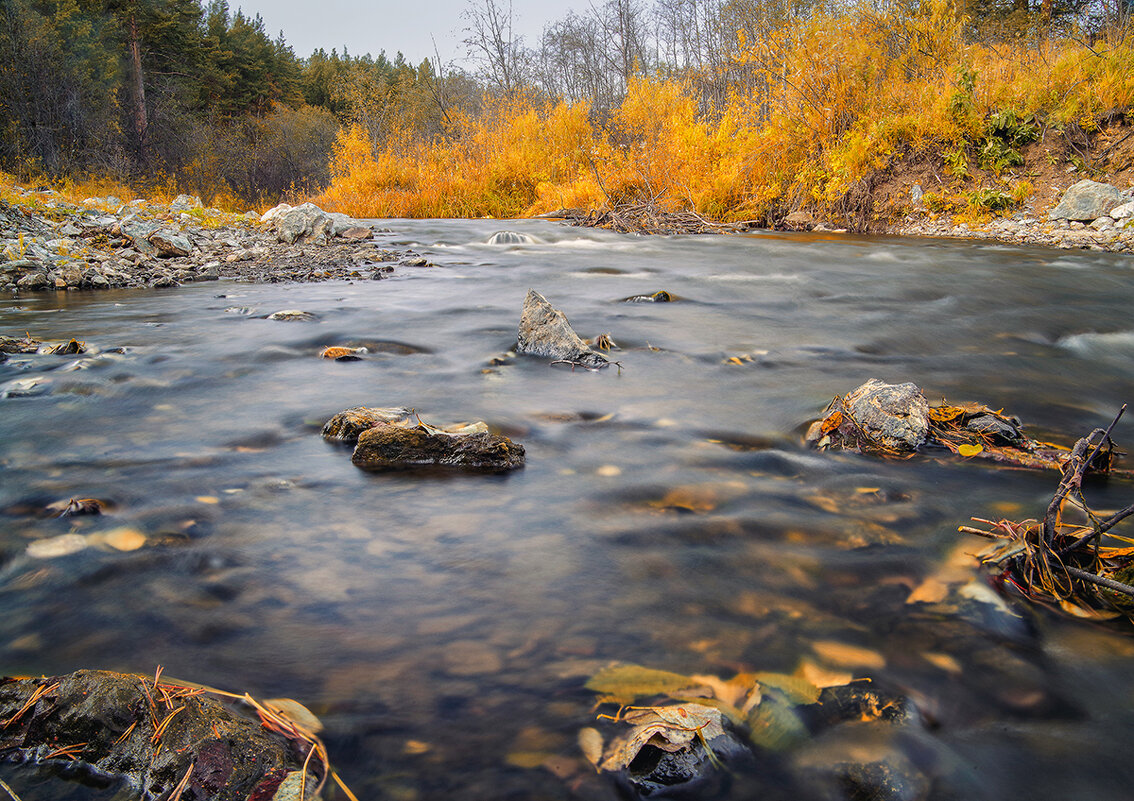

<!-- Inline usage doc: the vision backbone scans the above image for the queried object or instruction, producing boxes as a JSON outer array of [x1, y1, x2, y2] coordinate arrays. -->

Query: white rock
[[1111, 201, 1134, 220]]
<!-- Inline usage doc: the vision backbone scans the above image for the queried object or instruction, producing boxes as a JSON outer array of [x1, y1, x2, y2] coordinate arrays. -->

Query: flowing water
[[3, 220, 1134, 800]]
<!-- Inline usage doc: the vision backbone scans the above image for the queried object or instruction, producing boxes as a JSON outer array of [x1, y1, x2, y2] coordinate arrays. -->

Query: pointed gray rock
[[517, 289, 607, 367]]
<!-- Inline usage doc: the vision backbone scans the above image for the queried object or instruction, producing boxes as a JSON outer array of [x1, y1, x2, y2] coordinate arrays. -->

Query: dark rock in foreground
[[0, 669, 321, 801], [351, 421, 525, 472], [517, 288, 608, 367]]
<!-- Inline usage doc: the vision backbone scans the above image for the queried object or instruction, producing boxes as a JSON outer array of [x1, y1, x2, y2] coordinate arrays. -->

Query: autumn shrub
[[315, 1, 1134, 225]]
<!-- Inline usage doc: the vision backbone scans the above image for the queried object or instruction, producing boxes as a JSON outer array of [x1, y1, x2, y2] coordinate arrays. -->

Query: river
[[3, 219, 1134, 800]]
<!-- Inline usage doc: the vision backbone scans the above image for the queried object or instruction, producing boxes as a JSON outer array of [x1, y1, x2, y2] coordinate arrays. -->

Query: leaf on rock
[[598, 704, 724, 773], [585, 664, 701, 704], [929, 405, 964, 422], [821, 411, 843, 434], [263, 698, 324, 733]]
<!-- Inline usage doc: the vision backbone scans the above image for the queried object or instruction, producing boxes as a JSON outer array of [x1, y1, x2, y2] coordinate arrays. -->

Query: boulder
[[1112, 201, 1134, 220], [351, 422, 525, 472], [148, 229, 192, 257], [1048, 179, 1126, 221], [516, 289, 608, 367], [273, 203, 330, 244], [170, 194, 202, 210], [339, 226, 373, 241], [814, 379, 930, 453], [16, 271, 49, 290], [784, 210, 815, 230]]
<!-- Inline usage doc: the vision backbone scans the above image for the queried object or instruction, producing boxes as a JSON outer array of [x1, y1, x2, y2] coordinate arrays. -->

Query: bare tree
[[462, 0, 528, 93]]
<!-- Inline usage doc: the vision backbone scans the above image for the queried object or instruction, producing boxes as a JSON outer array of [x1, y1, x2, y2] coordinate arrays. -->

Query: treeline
[[1, 0, 1131, 214], [317, 0, 1134, 224], [0, 0, 455, 205]]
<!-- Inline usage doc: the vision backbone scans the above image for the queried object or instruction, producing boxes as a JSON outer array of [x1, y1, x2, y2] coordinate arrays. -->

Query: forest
[[1, 0, 1132, 225]]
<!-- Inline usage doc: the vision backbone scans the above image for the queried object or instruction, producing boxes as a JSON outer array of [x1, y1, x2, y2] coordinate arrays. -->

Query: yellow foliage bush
[[315, 1, 1134, 224]]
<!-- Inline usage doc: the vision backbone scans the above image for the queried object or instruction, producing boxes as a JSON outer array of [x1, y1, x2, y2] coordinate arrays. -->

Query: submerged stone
[[517, 289, 608, 367], [351, 421, 525, 472]]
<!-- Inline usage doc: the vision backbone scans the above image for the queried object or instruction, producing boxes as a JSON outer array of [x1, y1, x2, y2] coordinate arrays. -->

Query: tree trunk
[[129, 14, 148, 165]]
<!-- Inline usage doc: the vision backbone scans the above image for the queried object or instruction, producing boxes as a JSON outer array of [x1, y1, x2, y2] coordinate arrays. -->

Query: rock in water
[[516, 289, 608, 367], [0, 670, 321, 801], [322, 406, 414, 442], [841, 379, 930, 453], [487, 230, 534, 245], [1048, 179, 1126, 221], [351, 422, 525, 471]]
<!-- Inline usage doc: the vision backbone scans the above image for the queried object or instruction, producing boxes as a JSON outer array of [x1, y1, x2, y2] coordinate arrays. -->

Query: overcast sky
[[233, 1, 574, 66]]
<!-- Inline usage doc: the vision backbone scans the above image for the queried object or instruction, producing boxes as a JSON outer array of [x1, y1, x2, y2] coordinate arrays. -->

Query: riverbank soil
[[872, 120, 1134, 250]]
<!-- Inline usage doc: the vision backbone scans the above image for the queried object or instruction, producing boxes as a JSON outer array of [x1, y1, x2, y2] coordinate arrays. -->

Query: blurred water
[[3, 220, 1134, 800]]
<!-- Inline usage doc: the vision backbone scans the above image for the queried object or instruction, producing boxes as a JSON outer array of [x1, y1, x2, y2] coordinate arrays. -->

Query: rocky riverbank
[[0, 186, 431, 294]]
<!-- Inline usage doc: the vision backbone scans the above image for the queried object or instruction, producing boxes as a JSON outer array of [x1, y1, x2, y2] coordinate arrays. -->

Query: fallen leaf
[[796, 659, 853, 688], [263, 698, 323, 733], [585, 664, 701, 704], [821, 411, 843, 434], [922, 652, 962, 674], [906, 578, 950, 604], [598, 704, 724, 773], [929, 405, 964, 422], [754, 672, 821, 705], [957, 443, 983, 457], [27, 533, 88, 559], [812, 640, 886, 670], [690, 672, 761, 708], [506, 751, 554, 769], [578, 727, 603, 770], [104, 527, 147, 552]]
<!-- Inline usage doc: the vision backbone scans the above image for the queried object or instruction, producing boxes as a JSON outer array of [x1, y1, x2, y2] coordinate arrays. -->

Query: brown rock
[[351, 422, 525, 471]]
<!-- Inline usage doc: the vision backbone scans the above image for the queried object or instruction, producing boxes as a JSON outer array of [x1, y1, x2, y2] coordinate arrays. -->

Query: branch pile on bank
[[564, 202, 755, 236]]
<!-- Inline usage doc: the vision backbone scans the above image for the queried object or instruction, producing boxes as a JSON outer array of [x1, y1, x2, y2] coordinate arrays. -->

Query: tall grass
[[315, 1, 1133, 224]]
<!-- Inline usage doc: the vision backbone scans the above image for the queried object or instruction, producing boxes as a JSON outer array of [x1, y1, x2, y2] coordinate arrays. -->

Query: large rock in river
[[1048, 179, 1126, 221], [812, 379, 930, 453], [351, 422, 525, 472], [517, 289, 608, 367]]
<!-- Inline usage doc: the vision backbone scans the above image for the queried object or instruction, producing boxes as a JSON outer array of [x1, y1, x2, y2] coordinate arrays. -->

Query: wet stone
[[321, 406, 414, 443], [516, 288, 608, 367], [351, 422, 525, 472]]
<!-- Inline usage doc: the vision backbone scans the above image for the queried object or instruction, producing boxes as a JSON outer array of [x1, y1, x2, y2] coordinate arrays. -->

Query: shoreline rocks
[[1, 185, 421, 294]]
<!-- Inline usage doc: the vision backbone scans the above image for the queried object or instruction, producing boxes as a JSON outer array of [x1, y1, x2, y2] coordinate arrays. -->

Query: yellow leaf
[[796, 659, 853, 689], [929, 405, 964, 422], [585, 664, 700, 704], [957, 443, 983, 457], [578, 728, 603, 770], [812, 640, 886, 669]]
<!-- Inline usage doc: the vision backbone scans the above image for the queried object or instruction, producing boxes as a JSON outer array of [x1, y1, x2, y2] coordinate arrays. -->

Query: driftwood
[[563, 202, 757, 236], [962, 406, 1134, 623]]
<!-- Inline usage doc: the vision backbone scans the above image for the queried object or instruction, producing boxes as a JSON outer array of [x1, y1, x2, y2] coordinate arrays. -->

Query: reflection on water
[[3, 220, 1134, 799]]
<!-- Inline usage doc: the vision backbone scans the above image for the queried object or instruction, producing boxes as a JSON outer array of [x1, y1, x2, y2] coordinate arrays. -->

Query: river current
[[3, 219, 1134, 800]]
